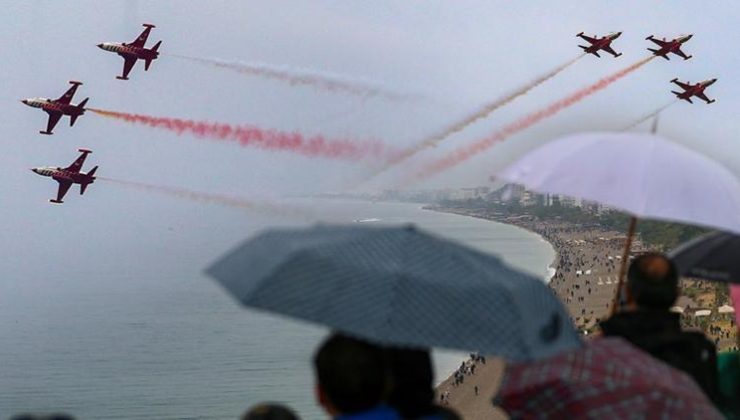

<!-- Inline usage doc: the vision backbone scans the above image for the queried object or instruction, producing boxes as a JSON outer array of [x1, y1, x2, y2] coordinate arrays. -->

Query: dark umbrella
[[494, 337, 722, 419], [206, 224, 582, 361], [669, 231, 740, 283]]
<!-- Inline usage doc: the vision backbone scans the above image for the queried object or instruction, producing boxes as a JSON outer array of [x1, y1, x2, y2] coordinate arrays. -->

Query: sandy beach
[[429, 205, 737, 419]]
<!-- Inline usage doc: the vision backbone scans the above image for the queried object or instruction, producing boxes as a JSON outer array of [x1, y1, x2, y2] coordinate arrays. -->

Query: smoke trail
[[88, 108, 395, 162], [357, 54, 584, 185], [99, 177, 315, 219], [413, 56, 655, 181], [620, 100, 677, 131], [167, 54, 419, 101]]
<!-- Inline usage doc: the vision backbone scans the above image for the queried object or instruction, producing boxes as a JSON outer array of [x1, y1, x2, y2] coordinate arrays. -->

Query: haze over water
[[0, 200, 553, 419]]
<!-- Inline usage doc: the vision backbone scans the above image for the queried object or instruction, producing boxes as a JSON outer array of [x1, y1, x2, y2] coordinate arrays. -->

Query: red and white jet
[[21, 81, 89, 135], [671, 78, 717, 104], [31, 149, 98, 204], [98, 23, 162, 80], [646, 34, 693, 60], [576, 32, 623, 58]]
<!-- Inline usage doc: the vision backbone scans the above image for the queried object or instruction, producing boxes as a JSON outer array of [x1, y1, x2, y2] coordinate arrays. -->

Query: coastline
[[426, 204, 636, 420]]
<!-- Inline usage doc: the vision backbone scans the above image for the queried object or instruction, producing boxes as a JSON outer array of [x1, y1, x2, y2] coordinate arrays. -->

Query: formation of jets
[[25, 24, 161, 203], [577, 32, 716, 105], [22, 26, 718, 204]]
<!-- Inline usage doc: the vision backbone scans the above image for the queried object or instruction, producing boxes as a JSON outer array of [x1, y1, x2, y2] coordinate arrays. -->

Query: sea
[[0, 199, 554, 419]]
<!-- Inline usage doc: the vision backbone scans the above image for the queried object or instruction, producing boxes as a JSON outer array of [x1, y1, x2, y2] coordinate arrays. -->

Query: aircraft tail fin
[[70, 114, 79, 127], [80, 166, 97, 195], [87, 166, 98, 179], [145, 59, 153, 71], [151, 40, 162, 52], [78, 97, 89, 110]]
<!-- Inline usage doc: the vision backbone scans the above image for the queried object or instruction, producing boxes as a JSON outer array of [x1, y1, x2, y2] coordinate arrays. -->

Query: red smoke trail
[[88, 108, 395, 162], [620, 100, 677, 131], [356, 54, 584, 185], [99, 177, 315, 219], [414, 56, 655, 181], [167, 54, 419, 101]]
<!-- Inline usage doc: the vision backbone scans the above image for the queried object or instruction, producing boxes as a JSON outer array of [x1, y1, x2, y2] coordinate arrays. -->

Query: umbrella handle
[[610, 216, 637, 316]]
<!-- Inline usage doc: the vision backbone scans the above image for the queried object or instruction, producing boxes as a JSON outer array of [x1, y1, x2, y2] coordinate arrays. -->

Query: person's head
[[241, 403, 300, 420], [313, 333, 387, 416], [626, 252, 679, 310], [385, 347, 435, 417]]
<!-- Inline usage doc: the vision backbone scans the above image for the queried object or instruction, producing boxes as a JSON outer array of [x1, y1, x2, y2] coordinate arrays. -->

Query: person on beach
[[313, 333, 401, 420], [384, 347, 461, 420], [242, 403, 300, 420], [599, 252, 721, 404]]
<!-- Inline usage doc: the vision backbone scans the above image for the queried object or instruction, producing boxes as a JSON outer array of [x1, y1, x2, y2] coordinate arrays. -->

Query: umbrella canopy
[[718, 305, 735, 314], [496, 132, 740, 235], [494, 337, 722, 419], [206, 224, 582, 361], [669, 231, 740, 283]]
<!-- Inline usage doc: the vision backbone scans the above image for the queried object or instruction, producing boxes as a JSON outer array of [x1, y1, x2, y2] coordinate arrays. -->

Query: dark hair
[[385, 347, 435, 418], [627, 252, 679, 310], [241, 403, 300, 420], [313, 333, 386, 414]]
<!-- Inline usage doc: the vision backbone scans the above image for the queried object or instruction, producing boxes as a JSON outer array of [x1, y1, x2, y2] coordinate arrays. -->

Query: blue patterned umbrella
[[206, 224, 581, 361]]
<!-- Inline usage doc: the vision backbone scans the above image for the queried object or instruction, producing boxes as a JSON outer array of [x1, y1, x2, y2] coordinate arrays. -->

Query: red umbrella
[[494, 337, 722, 419]]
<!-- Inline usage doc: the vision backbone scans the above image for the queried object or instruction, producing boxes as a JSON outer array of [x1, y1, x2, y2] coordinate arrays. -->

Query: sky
[[1, 0, 739, 282]]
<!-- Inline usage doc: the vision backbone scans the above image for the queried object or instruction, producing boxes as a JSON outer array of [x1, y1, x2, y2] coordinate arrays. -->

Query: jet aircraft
[[98, 23, 162, 80], [670, 78, 717, 104], [31, 149, 98, 204], [646, 34, 693, 60], [21, 81, 88, 135], [576, 32, 623, 57]]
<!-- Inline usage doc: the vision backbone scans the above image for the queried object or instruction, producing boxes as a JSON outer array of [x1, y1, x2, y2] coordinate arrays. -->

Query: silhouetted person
[[242, 403, 300, 420], [385, 347, 461, 419], [599, 252, 720, 403], [314, 333, 400, 419]]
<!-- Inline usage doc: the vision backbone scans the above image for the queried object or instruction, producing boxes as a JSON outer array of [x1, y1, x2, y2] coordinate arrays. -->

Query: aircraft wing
[[56, 83, 80, 104], [64, 150, 90, 173], [695, 92, 710, 102], [674, 80, 692, 90], [673, 47, 690, 59], [129, 25, 153, 48], [602, 45, 617, 55], [648, 37, 668, 46], [44, 111, 63, 134], [54, 180, 73, 203], [121, 56, 137, 79], [578, 34, 598, 44]]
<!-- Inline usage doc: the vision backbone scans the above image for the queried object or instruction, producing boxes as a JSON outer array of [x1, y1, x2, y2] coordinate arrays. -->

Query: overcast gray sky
[[1, 1, 739, 282]]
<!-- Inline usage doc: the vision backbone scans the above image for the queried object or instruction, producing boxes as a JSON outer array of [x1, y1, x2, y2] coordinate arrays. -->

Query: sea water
[[0, 199, 553, 419]]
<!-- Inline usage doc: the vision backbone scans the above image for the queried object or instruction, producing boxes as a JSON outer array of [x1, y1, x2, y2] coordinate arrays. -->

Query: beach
[[429, 204, 737, 419]]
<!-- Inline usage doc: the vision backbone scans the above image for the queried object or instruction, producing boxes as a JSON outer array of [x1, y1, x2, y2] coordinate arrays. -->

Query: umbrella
[[206, 224, 582, 361], [495, 131, 740, 310], [669, 231, 740, 283], [494, 337, 723, 419]]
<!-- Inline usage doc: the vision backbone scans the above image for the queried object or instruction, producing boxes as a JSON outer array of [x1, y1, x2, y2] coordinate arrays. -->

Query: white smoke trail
[[167, 54, 422, 101]]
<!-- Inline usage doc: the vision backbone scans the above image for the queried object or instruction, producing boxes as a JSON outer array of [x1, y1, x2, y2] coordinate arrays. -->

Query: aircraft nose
[[21, 99, 28, 105], [30, 168, 39, 174], [97, 43, 104, 49]]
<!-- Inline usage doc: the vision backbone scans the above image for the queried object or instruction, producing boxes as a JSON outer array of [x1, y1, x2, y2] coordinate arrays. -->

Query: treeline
[[437, 197, 708, 250]]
